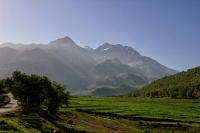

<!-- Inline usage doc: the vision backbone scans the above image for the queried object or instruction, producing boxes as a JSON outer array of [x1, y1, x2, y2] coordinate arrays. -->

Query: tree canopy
[[0, 79, 6, 94], [126, 67, 200, 98], [4, 70, 70, 116]]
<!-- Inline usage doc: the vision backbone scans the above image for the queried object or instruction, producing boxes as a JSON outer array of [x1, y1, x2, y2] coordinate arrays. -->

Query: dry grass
[[58, 111, 142, 133]]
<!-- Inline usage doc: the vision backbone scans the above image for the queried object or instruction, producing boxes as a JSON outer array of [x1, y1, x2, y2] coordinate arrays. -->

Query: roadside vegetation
[[0, 79, 10, 107], [0, 79, 7, 95], [0, 71, 73, 132], [3, 70, 70, 116]]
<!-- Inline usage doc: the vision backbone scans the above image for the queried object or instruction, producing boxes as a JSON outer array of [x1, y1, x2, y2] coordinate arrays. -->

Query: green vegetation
[[59, 97, 200, 132], [0, 110, 58, 133], [126, 66, 200, 98], [73, 85, 138, 96], [80, 72, 148, 96], [0, 71, 73, 132], [95, 72, 148, 87], [1, 69, 200, 132], [91, 85, 137, 96], [4, 70, 70, 116], [0, 79, 7, 94], [0, 95, 10, 107], [0, 79, 9, 107], [63, 97, 200, 122], [1, 95, 200, 132]]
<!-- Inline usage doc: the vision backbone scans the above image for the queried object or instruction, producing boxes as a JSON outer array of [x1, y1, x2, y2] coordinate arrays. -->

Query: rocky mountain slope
[[86, 43, 178, 78], [89, 58, 138, 81], [0, 48, 87, 91]]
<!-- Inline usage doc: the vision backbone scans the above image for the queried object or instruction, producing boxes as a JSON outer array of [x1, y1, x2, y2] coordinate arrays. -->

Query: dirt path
[[0, 93, 18, 113]]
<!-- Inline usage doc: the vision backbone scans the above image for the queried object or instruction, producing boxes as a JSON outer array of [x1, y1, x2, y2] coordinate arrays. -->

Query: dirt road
[[0, 93, 18, 113]]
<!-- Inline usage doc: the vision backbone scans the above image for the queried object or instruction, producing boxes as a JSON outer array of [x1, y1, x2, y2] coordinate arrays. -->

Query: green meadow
[[61, 97, 200, 122], [1, 97, 200, 133]]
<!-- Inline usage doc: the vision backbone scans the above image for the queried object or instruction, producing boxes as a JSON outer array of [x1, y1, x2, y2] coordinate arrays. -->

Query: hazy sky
[[0, 0, 200, 71]]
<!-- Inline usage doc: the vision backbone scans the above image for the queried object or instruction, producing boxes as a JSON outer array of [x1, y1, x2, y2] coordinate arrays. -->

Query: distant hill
[[0, 42, 46, 50], [82, 72, 148, 96], [94, 72, 148, 87], [126, 67, 200, 98], [0, 47, 19, 67], [92, 85, 138, 96], [90, 58, 137, 81]]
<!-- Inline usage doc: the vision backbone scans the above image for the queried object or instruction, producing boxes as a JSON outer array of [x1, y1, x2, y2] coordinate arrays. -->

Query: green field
[[62, 97, 200, 122], [57, 97, 200, 133], [1, 97, 200, 133]]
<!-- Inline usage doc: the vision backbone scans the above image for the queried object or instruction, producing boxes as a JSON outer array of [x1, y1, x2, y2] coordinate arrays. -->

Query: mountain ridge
[[85, 43, 178, 78], [0, 36, 178, 95]]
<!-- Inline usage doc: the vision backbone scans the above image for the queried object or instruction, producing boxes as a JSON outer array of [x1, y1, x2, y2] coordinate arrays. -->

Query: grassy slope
[[0, 110, 58, 133], [126, 66, 200, 98]]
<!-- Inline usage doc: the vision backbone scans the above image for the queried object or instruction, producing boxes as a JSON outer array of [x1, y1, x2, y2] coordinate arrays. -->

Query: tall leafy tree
[[0, 79, 6, 94], [4, 70, 69, 116]]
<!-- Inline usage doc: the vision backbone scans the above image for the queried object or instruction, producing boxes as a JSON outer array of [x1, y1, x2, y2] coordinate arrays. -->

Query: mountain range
[[0, 36, 178, 95], [85, 43, 177, 78]]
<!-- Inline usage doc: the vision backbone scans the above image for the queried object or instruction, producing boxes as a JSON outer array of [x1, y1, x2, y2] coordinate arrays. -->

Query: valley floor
[[0, 97, 200, 133], [58, 97, 200, 133]]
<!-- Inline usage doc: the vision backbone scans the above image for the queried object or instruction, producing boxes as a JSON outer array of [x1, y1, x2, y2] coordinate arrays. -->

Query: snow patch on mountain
[[102, 47, 110, 51]]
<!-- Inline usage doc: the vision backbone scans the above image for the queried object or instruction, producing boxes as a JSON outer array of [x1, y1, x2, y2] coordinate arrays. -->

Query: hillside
[[85, 85, 137, 96], [126, 66, 200, 98], [95, 72, 148, 87], [0, 47, 19, 67], [89, 58, 137, 81]]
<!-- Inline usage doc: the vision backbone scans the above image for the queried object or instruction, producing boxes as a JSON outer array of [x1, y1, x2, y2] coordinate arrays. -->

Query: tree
[[186, 88, 193, 98], [4, 70, 69, 116], [178, 89, 186, 98], [51, 81, 70, 107], [43, 81, 70, 115], [0, 79, 6, 94]]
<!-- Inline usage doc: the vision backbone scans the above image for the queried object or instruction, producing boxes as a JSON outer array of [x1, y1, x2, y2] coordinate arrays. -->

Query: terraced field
[[62, 97, 200, 122], [58, 97, 200, 133], [1, 97, 200, 133]]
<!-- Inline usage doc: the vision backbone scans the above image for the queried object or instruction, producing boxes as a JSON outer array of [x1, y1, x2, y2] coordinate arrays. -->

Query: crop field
[[61, 97, 200, 122], [1, 97, 200, 133], [57, 97, 200, 132]]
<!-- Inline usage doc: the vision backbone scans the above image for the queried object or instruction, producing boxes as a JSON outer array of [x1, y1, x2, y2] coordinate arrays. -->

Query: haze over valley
[[0, 36, 178, 95]]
